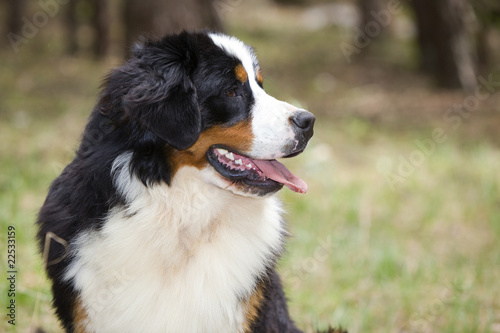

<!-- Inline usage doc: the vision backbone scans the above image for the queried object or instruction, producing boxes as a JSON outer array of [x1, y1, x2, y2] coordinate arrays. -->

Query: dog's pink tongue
[[253, 159, 308, 194]]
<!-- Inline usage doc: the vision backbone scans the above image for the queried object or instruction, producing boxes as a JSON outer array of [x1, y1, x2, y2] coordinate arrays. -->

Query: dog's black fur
[[37, 31, 344, 332]]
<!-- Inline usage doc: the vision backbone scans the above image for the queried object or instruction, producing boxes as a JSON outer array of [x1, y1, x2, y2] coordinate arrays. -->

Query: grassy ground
[[1, 2, 500, 332]]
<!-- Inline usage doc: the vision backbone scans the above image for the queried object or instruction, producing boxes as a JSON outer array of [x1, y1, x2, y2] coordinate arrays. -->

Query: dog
[[37, 31, 338, 332]]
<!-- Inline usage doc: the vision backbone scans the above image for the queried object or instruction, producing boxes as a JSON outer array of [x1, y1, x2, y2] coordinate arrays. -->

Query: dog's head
[[101, 31, 314, 197]]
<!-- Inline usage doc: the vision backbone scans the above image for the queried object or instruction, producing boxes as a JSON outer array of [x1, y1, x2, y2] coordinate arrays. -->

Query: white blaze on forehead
[[209, 33, 299, 160], [208, 33, 260, 90]]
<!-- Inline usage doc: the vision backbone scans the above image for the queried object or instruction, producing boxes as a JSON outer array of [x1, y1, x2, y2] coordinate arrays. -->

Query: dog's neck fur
[[64, 152, 285, 332]]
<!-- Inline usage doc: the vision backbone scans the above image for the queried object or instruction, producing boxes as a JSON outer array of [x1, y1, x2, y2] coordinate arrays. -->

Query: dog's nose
[[291, 110, 315, 138]]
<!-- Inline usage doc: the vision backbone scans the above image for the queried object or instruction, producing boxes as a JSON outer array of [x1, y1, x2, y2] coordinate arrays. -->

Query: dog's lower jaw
[[200, 166, 282, 198]]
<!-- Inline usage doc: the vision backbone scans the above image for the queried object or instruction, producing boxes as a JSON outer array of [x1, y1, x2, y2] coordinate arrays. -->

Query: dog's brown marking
[[256, 69, 264, 85], [170, 120, 254, 172], [242, 283, 265, 332], [73, 297, 89, 333], [235, 63, 248, 83]]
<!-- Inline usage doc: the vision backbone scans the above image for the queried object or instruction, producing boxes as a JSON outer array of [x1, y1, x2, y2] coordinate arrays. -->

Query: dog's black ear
[[121, 33, 201, 150]]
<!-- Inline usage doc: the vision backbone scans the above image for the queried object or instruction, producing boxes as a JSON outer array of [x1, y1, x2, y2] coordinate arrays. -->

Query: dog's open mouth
[[206, 146, 308, 194]]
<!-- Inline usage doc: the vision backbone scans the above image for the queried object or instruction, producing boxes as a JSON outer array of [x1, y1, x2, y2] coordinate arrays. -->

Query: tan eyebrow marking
[[235, 63, 248, 83], [256, 69, 263, 85]]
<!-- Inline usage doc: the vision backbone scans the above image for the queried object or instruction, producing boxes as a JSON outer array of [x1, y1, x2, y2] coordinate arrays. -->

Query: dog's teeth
[[246, 163, 252, 168], [226, 152, 234, 160], [216, 148, 228, 155], [235, 159, 243, 165]]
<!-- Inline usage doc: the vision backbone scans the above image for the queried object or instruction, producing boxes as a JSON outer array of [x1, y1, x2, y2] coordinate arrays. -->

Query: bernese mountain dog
[[37, 31, 341, 332]]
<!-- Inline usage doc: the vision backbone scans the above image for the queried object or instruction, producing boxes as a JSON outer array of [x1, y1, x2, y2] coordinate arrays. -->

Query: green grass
[[280, 124, 500, 332], [1, 3, 500, 332]]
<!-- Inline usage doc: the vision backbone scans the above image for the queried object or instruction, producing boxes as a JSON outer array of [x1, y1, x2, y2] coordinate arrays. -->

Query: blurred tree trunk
[[358, 0, 386, 31], [476, 23, 490, 72], [357, 0, 387, 56], [411, 0, 477, 90], [5, 0, 27, 35], [123, 0, 223, 55], [65, 0, 109, 59], [91, 0, 109, 59], [472, 0, 500, 72], [65, 0, 79, 55]]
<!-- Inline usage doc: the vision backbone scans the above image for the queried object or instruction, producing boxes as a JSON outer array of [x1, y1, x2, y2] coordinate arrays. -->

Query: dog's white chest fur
[[64, 155, 285, 332]]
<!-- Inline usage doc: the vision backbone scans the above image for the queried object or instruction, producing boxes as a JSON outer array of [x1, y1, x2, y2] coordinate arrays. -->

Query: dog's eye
[[224, 89, 237, 97]]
